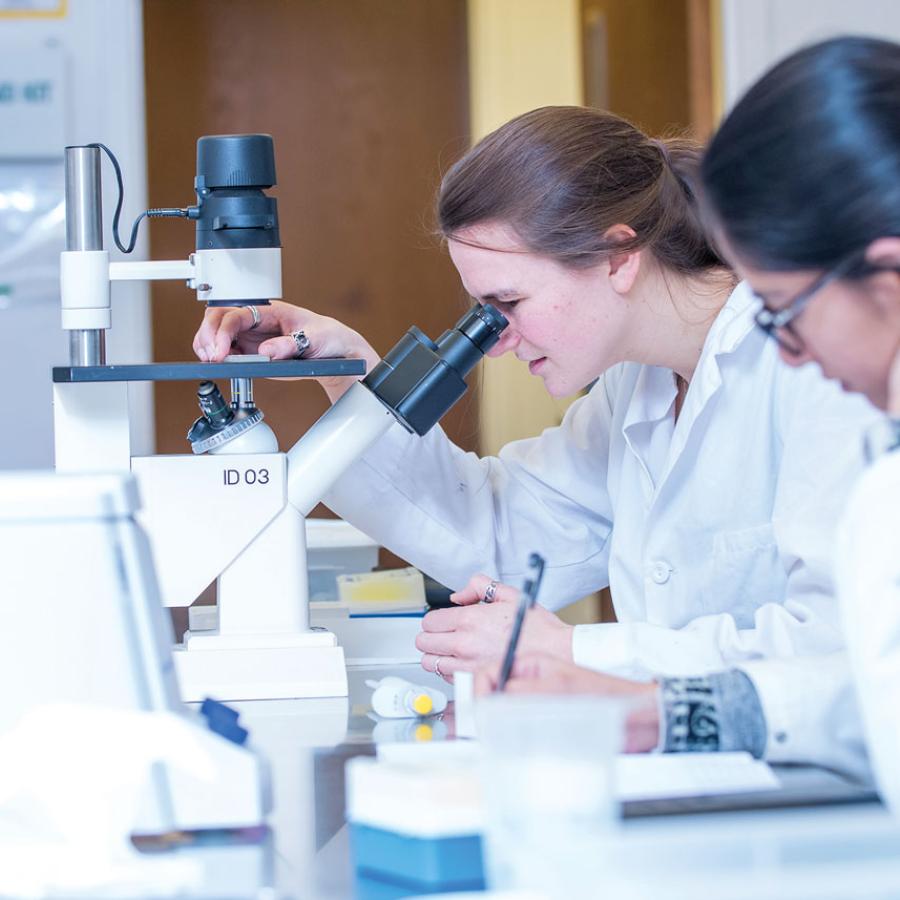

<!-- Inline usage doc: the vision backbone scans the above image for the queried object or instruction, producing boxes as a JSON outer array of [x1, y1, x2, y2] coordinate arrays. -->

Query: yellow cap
[[414, 723, 434, 741], [412, 693, 433, 716]]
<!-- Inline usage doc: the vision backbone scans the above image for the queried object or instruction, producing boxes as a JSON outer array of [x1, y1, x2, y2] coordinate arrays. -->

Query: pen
[[495, 552, 545, 692]]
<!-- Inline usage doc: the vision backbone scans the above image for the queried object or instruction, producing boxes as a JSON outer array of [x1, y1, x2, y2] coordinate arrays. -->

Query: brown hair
[[438, 106, 723, 275]]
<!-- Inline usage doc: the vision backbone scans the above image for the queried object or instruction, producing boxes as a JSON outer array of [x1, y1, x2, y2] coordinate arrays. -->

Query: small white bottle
[[366, 676, 448, 719]]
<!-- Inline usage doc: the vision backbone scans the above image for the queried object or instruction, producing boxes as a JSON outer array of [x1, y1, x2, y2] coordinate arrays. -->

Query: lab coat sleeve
[[322, 378, 617, 605], [835, 452, 900, 805], [571, 372, 879, 777], [740, 653, 870, 780], [573, 370, 877, 672]]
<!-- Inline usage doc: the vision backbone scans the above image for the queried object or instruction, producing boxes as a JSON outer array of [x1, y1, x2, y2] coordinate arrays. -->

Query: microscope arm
[[285, 303, 508, 518], [286, 381, 395, 516], [110, 259, 195, 281]]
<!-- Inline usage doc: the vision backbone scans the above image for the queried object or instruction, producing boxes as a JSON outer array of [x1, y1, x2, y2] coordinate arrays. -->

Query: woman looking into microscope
[[194, 105, 877, 772]]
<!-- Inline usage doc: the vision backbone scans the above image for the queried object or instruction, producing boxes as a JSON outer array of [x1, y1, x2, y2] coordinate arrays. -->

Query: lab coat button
[[649, 561, 671, 585]]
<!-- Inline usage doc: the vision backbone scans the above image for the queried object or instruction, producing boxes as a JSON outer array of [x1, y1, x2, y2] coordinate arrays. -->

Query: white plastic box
[[306, 517, 380, 601]]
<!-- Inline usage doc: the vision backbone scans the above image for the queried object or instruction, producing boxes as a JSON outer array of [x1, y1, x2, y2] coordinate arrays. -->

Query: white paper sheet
[[615, 751, 781, 801]]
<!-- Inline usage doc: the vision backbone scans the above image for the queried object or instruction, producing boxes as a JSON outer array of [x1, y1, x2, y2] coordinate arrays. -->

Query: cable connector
[[146, 207, 191, 218]]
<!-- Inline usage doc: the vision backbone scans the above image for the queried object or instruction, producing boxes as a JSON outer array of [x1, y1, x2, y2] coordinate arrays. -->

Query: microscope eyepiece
[[362, 303, 509, 436], [458, 304, 508, 353]]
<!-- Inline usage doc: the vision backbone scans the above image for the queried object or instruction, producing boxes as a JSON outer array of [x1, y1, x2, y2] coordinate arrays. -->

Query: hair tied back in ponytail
[[438, 107, 725, 276]]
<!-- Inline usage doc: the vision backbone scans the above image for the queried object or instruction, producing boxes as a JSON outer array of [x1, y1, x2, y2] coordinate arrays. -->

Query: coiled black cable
[[88, 142, 193, 254]]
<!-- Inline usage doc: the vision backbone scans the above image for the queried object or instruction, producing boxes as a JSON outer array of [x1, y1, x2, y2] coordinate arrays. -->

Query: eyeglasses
[[752, 250, 868, 355]]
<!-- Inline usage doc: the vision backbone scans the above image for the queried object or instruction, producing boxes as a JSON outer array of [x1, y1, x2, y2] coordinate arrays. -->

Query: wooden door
[[581, 0, 715, 138], [143, 1, 473, 473]]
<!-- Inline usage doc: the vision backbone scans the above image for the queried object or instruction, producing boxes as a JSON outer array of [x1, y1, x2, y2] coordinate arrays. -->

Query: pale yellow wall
[[467, 0, 597, 624], [467, 0, 584, 456]]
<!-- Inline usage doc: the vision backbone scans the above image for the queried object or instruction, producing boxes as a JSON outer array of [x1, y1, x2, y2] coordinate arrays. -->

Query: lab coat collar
[[619, 282, 757, 491], [622, 282, 756, 434], [679, 280, 757, 411], [660, 282, 757, 486]]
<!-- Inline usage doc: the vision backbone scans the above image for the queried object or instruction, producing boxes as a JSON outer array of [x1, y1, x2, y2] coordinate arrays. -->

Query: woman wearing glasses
[[700, 35, 900, 801], [195, 104, 877, 771]]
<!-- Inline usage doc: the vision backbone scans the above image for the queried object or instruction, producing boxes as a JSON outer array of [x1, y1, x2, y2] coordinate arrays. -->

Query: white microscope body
[[53, 136, 507, 704]]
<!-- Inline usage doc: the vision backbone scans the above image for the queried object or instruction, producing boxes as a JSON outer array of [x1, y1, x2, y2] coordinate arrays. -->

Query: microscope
[[53, 134, 506, 704]]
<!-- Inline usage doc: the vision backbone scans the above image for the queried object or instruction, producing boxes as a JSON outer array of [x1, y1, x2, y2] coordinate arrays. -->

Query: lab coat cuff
[[572, 623, 634, 675], [738, 659, 796, 763]]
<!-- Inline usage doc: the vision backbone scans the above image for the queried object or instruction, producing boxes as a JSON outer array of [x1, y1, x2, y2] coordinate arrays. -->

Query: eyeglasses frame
[[752, 249, 870, 354]]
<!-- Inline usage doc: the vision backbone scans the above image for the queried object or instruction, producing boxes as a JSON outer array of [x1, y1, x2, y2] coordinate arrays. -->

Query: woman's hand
[[192, 300, 381, 401], [416, 573, 574, 681], [474, 654, 661, 753]]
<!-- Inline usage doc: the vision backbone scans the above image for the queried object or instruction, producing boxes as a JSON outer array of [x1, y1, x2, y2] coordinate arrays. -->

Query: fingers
[[420, 652, 466, 683], [509, 654, 561, 681], [416, 630, 459, 656], [504, 677, 563, 695], [474, 656, 559, 696], [474, 663, 501, 696], [450, 573, 520, 606], [257, 335, 302, 360], [212, 308, 251, 361], [193, 307, 227, 361], [450, 573, 490, 606], [193, 301, 312, 362], [192, 307, 251, 362], [421, 607, 468, 633]]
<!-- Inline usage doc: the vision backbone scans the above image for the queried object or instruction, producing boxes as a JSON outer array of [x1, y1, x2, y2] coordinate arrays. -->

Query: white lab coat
[[836, 449, 900, 799], [324, 283, 880, 772]]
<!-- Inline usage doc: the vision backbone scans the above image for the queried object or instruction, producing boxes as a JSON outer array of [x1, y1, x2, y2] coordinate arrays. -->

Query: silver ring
[[247, 305, 261, 331], [434, 657, 444, 677], [290, 329, 310, 358], [483, 580, 499, 603]]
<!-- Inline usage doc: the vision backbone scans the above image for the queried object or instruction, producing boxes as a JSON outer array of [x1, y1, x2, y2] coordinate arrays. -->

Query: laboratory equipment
[[0, 470, 267, 834], [367, 676, 448, 718], [52, 136, 507, 702], [306, 517, 380, 602], [337, 567, 427, 614], [476, 694, 624, 898], [346, 743, 486, 894]]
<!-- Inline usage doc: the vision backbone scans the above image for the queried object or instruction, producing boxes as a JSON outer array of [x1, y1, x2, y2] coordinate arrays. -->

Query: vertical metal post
[[230, 377, 255, 410], [65, 145, 106, 366]]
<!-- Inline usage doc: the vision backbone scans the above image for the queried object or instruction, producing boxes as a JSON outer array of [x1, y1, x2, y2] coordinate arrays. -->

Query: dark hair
[[701, 36, 900, 272], [437, 106, 724, 275]]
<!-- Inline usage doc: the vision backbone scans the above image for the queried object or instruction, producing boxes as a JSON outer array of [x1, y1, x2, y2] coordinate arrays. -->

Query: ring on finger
[[483, 580, 499, 603], [290, 329, 310, 358], [247, 305, 262, 331], [434, 657, 444, 678]]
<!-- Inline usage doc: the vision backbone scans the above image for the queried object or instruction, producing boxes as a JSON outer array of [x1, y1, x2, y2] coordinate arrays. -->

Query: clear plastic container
[[475, 694, 626, 899]]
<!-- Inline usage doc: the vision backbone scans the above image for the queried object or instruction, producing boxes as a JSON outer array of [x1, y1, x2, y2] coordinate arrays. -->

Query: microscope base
[[174, 631, 348, 701]]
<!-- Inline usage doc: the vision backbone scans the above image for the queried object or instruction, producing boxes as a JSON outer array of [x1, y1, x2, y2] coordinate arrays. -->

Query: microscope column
[[64, 146, 106, 366], [55, 146, 131, 472]]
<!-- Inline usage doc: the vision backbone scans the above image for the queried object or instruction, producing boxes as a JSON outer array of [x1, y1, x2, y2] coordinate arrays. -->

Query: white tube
[[286, 381, 395, 516], [60, 250, 111, 330], [109, 259, 195, 281]]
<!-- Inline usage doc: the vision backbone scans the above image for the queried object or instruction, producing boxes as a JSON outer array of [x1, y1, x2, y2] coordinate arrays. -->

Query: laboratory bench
[[139, 662, 900, 900]]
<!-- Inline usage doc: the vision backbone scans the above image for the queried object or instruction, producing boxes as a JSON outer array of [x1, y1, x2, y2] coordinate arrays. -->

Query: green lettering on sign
[[23, 81, 52, 103]]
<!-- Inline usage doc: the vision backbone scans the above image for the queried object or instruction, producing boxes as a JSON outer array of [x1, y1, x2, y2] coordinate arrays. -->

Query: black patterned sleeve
[[660, 670, 767, 758]]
